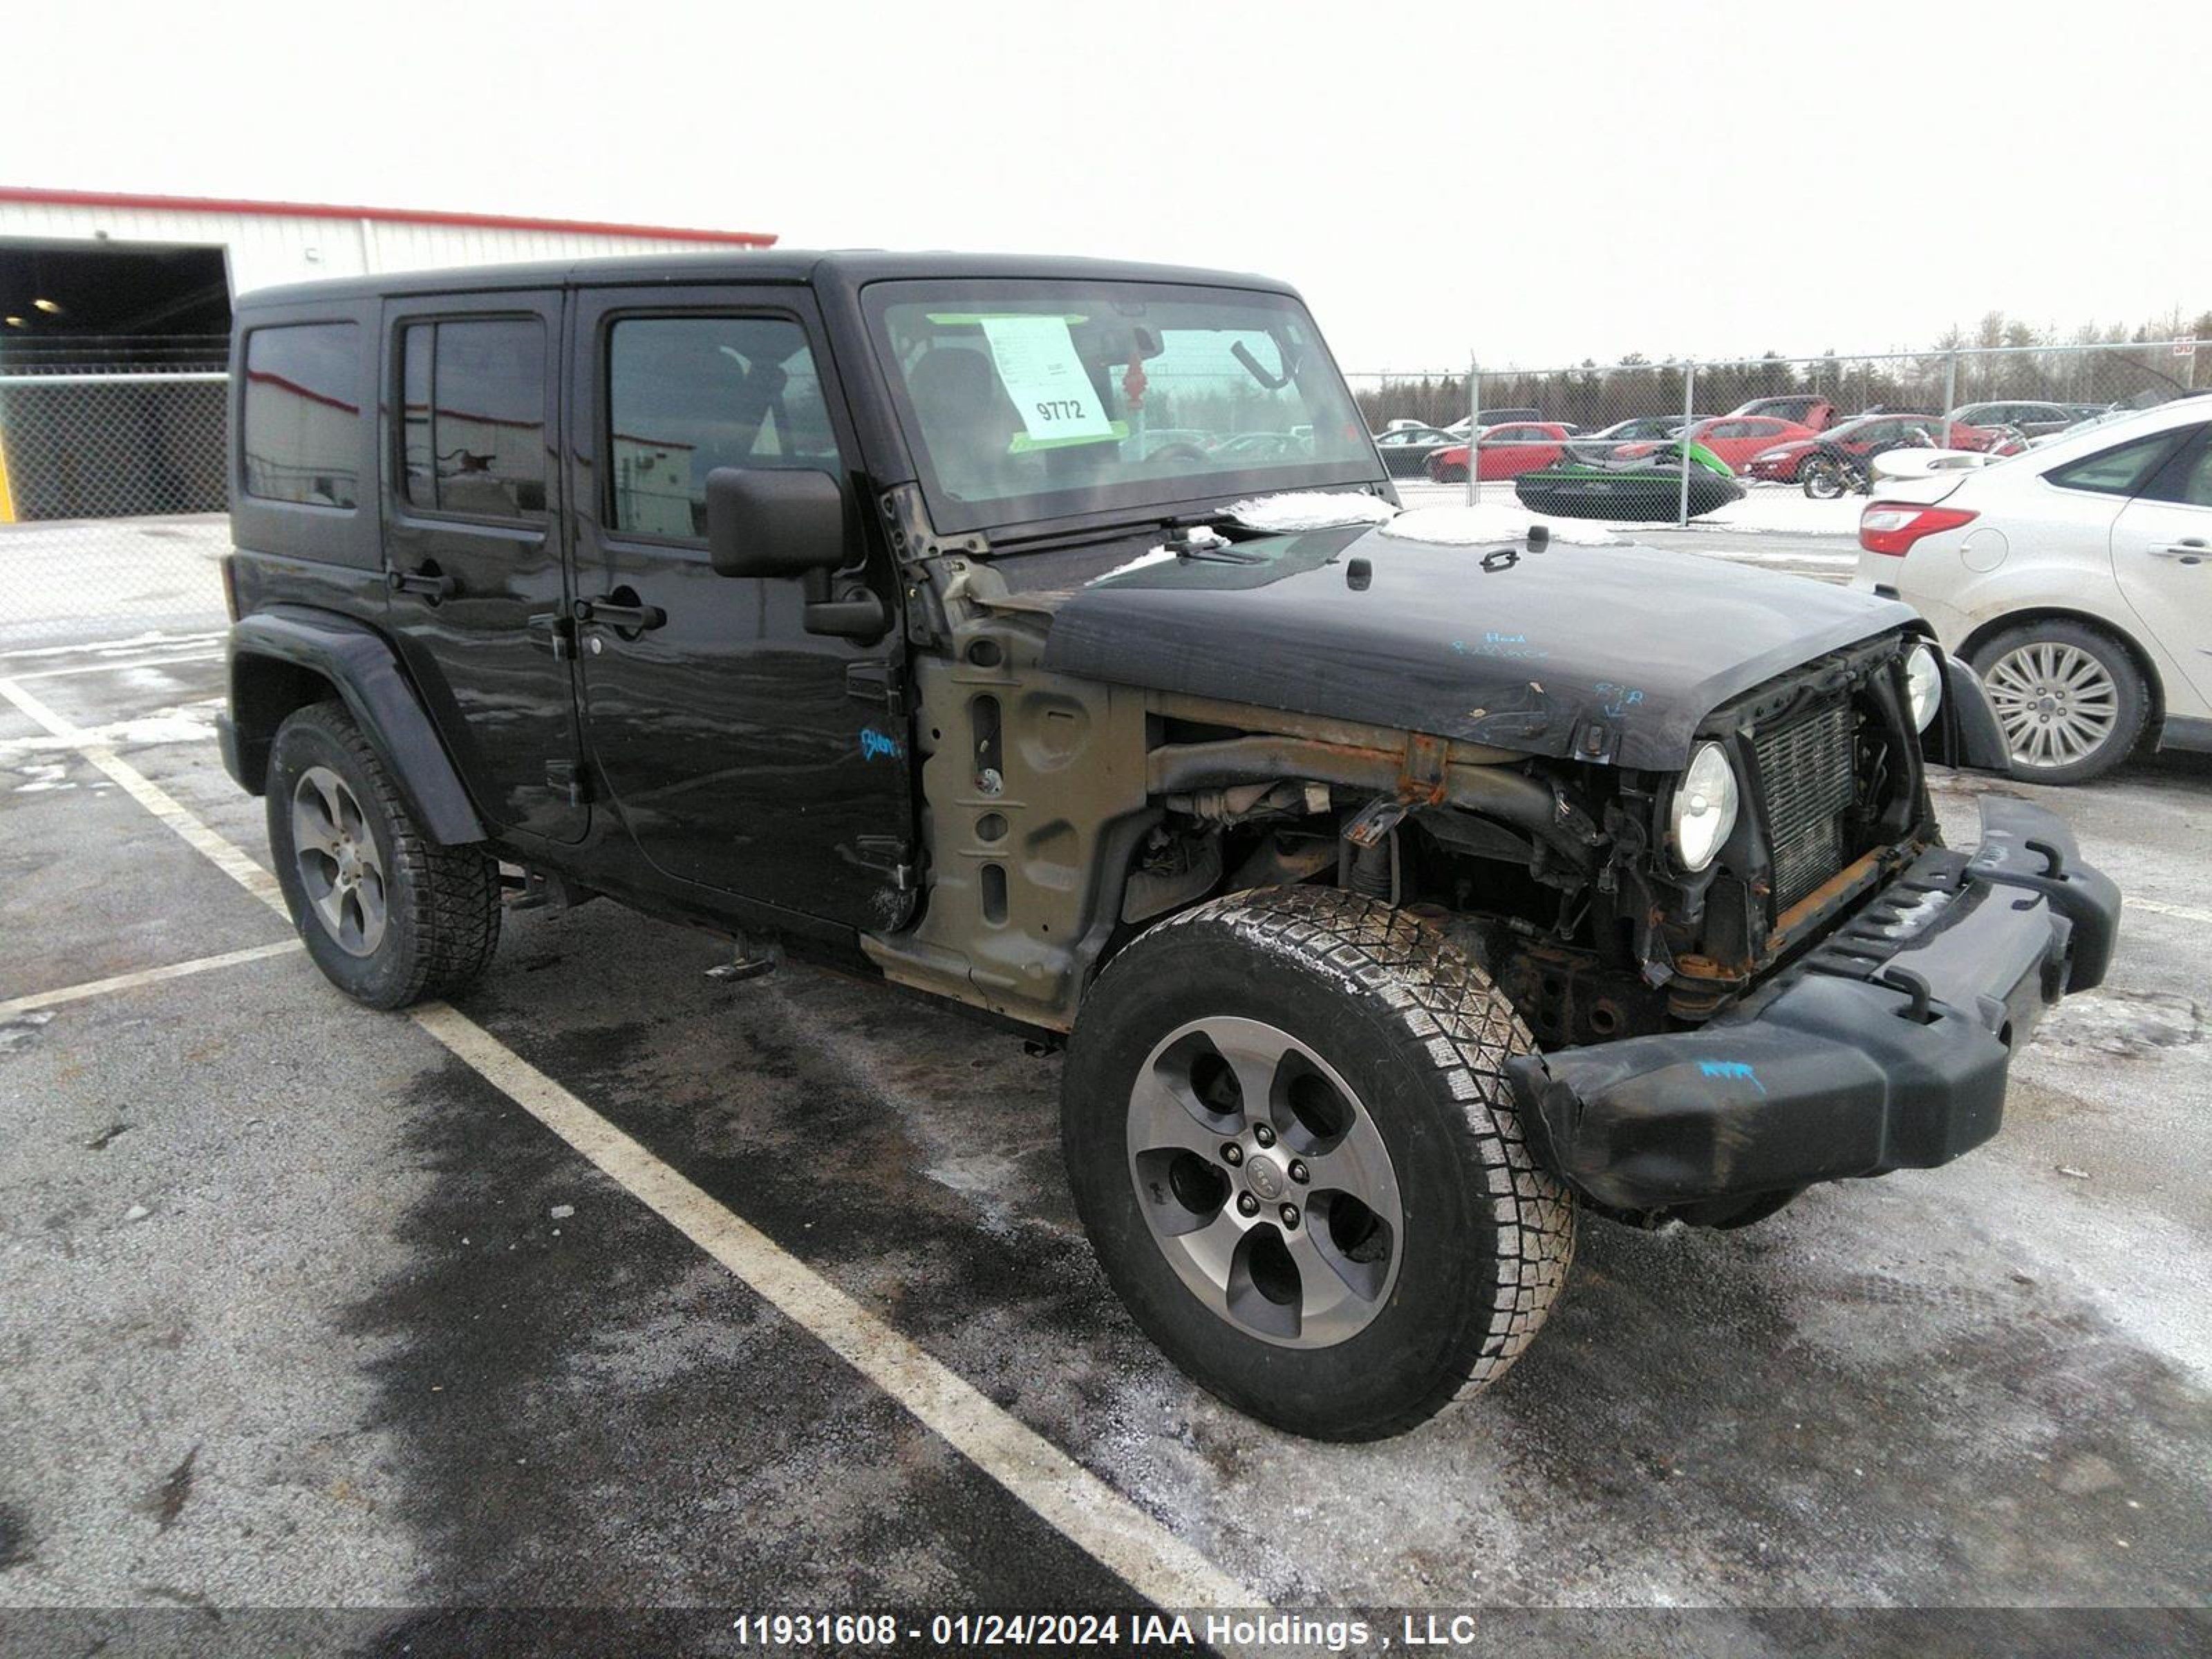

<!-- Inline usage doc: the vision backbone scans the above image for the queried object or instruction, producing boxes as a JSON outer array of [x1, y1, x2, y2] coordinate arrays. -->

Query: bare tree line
[[1349, 307, 2212, 431]]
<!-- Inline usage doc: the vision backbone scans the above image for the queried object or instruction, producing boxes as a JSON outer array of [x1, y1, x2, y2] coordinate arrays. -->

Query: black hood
[[1038, 521, 1922, 770]]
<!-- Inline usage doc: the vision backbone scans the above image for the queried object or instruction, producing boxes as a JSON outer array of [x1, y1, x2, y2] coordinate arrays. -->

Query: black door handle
[[389, 567, 456, 601], [574, 594, 668, 632]]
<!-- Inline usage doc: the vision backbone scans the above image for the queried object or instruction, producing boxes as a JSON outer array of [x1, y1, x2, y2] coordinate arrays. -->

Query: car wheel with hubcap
[[1969, 620, 2148, 785], [1062, 886, 1575, 1440], [266, 700, 502, 1008]]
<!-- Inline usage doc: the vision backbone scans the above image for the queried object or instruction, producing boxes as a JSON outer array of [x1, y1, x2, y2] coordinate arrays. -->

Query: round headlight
[[1669, 741, 1740, 873], [1905, 642, 1944, 732]]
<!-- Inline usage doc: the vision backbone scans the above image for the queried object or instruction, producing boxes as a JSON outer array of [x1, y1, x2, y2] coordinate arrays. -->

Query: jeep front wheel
[[1061, 887, 1574, 1440], [266, 701, 501, 1009]]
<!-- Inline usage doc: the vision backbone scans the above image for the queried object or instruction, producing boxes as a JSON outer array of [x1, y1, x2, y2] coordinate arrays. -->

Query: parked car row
[[1378, 396, 2128, 487]]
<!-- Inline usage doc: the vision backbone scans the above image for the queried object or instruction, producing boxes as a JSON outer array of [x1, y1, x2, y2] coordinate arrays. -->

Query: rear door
[[2111, 425, 2212, 709], [565, 283, 915, 928], [382, 290, 586, 843]]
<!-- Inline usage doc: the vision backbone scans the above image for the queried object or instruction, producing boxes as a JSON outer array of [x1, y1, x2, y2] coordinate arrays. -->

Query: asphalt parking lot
[[3, 578, 2210, 1649]]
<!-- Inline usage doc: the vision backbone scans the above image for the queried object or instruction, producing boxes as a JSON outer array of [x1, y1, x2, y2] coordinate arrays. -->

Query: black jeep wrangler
[[218, 253, 2121, 1439]]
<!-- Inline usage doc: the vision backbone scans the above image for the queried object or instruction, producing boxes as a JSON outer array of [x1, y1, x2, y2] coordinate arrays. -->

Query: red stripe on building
[[0, 185, 775, 247]]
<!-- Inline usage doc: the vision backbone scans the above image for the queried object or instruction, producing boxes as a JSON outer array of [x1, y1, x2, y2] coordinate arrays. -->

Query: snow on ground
[[1380, 503, 1622, 547], [1398, 478, 1865, 536]]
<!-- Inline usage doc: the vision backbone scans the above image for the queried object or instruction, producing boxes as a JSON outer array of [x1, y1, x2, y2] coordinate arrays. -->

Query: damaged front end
[[1506, 798, 2118, 1218]]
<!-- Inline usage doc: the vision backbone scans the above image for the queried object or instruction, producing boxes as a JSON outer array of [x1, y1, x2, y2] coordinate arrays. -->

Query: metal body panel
[[377, 287, 586, 843], [224, 603, 485, 845], [563, 282, 915, 931], [1039, 524, 1924, 771]]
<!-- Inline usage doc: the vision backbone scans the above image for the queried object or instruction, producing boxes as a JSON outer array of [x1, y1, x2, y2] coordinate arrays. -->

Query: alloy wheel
[[1125, 1016, 1404, 1348], [1983, 642, 2120, 770], [290, 765, 388, 956]]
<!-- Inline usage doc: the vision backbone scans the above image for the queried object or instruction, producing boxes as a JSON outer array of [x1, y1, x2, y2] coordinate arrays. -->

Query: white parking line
[[0, 677, 287, 915], [7, 651, 225, 682], [0, 671, 1273, 1624], [411, 1002, 1265, 1615], [0, 631, 227, 664], [0, 940, 303, 1016]]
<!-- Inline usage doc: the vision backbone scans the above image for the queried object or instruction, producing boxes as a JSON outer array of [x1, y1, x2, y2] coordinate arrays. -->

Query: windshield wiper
[[1162, 516, 1266, 563]]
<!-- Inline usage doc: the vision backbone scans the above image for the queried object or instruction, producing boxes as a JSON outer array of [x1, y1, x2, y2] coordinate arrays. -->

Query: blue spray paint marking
[[1698, 1060, 1767, 1096], [1594, 680, 1648, 719], [859, 727, 903, 762], [1452, 634, 1549, 662]]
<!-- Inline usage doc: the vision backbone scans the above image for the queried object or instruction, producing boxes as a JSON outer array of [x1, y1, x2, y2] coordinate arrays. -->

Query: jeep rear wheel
[[1062, 887, 1574, 1440], [266, 701, 501, 1009]]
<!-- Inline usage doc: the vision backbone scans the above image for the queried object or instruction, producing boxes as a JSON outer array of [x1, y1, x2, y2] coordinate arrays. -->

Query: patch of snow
[[11, 762, 73, 794], [0, 629, 226, 665], [1226, 492, 1398, 533], [0, 698, 222, 759], [0, 1011, 54, 1051], [1091, 547, 1179, 582], [1380, 504, 1622, 547]]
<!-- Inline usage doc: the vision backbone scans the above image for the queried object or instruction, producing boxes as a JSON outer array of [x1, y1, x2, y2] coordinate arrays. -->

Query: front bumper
[[1506, 798, 2119, 1213]]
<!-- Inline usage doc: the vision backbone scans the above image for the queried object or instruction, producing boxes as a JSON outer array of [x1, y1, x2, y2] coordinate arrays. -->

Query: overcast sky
[[15, 0, 2202, 371]]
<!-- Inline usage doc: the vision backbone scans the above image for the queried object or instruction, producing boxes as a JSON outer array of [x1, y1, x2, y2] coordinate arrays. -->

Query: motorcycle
[[1801, 428, 1933, 499]]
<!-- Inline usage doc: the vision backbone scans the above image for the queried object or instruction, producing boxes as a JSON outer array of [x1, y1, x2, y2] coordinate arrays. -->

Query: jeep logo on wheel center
[[1246, 1156, 1284, 1203], [217, 250, 2123, 1441]]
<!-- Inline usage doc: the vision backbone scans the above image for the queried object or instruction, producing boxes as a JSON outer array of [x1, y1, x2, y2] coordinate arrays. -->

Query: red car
[[1728, 395, 1837, 431], [1745, 414, 2023, 483], [1424, 422, 1570, 482], [1618, 415, 1818, 474]]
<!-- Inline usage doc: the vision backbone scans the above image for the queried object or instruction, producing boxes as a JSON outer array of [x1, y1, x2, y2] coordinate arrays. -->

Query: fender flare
[[224, 606, 487, 845]]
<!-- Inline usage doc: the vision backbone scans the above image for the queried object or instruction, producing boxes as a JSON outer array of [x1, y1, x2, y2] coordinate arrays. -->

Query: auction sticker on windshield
[[979, 315, 1115, 447]]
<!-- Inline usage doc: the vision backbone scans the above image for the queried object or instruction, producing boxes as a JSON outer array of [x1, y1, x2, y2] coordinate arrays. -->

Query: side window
[[398, 317, 547, 518], [608, 315, 841, 541], [242, 323, 362, 508], [2047, 431, 2191, 497], [2143, 433, 2212, 509]]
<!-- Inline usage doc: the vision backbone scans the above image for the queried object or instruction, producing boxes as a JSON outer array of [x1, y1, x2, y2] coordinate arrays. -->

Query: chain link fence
[[1349, 337, 2201, 534], [0, 339, 232, 648]]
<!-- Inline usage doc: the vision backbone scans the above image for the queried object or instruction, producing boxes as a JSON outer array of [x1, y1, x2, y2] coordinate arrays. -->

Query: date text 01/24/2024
[[729, 1611, 1504, 1651]]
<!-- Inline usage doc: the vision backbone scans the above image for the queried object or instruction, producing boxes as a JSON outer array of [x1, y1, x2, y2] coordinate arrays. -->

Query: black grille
[[1752, 699, 1857, 911]]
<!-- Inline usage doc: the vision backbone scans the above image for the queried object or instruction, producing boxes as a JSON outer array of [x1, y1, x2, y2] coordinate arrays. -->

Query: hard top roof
[[236, 250, 1299, 311]]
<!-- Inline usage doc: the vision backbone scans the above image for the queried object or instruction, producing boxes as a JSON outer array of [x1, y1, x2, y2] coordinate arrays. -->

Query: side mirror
[[702, 466, 890, 643], [704, 467, 847, 579]]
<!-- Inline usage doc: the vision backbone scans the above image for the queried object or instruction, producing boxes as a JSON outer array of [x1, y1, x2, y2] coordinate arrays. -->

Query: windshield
[[864, 279, 1377, 533]]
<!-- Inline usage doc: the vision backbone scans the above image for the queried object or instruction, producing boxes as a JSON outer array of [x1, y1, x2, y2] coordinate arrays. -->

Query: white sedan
[[1851, 397, 2212, 783]]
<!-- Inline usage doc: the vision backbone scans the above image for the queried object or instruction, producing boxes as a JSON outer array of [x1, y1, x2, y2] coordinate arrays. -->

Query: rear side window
[[2143, 433, 2212, 508], [2046, 431, 2187, 496], [606, 315, 841, 541], [400, 318, 547, 517], [242, 324, 362, 508]]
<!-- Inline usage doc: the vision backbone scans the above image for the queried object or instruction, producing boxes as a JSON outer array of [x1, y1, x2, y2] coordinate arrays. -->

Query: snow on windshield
[[1379, 504, 1622, 547], [1226, 492, 1400, 532]]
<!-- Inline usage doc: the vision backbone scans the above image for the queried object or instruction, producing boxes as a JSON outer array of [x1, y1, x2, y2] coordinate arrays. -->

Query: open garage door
[[0, 238, 232, 522]]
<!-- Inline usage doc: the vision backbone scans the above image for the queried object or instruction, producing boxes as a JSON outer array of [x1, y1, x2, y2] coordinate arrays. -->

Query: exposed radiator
[[1754, 699, 1857, 911]]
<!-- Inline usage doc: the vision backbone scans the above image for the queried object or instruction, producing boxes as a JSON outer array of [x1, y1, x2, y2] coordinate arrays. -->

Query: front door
[[565, 285, 914, 930], [2112, 423, 2212, 709], [382, 290, 586, 843]]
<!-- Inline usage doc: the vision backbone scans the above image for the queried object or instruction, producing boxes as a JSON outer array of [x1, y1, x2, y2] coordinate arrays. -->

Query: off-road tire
[[1968, 619, 2151, 785], [266, 701, 500, 1009], [1062, 886, 1575, 1440]]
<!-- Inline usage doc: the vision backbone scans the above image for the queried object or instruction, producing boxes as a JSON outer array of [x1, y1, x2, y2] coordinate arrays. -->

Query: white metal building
[[0, 186, 776, 522], [0, 184, 776, 312]]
